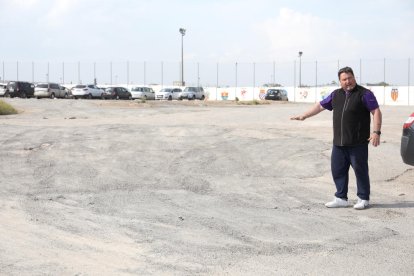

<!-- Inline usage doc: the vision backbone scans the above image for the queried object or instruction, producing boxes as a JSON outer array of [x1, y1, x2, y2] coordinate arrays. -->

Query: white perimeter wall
[[202, 86, 414, 106]]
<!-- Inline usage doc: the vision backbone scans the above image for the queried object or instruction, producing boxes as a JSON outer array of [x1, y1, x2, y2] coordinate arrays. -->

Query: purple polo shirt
[[320, 88, 379, 111]]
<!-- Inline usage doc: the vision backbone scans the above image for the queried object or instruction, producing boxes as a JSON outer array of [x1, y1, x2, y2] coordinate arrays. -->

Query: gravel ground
[[0, 98, 413, 275]]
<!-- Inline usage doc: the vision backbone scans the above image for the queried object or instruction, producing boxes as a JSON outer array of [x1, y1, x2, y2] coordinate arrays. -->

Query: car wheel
[[4, 92, 10, 98], [21, 92, 27, 98], [116, 95, 120, 100], [201, 95, 205, 100], [178, 96, 183, 101], [64, 93, 69, 99], [128, 95, 132, 100], [88, 94, 92, 99], [50, 93, 55, 99], [168, 95, 172, 101]]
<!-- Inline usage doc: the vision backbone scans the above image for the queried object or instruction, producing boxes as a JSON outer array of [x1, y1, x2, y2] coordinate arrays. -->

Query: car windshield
[[36, 83, 49, 88], [75, 85, 86, 88], [7, 82, 16, 88], [160, 88, 172, 92], [184, 87, 196, 92], [131, 87, 142, 91]]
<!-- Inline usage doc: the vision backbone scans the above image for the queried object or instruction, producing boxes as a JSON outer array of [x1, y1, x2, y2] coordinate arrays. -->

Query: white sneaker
[[325, 197, 349, 208], [353, 198, 369, 210]]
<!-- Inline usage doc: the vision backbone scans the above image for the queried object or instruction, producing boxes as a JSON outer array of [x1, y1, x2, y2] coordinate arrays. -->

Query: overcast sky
[[1, 0, 413, 63]]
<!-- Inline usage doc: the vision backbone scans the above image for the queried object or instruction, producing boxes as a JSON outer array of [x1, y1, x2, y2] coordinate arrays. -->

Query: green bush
[[0, 100, 18, 115]]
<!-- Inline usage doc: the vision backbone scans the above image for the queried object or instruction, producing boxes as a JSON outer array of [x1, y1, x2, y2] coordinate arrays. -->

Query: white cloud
[[44, 0, 80, 27], [256, 8, 362, 60], [6, 0, 39, 9]]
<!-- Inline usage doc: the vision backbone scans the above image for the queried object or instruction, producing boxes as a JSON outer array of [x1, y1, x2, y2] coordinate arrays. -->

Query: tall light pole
[[298, 51, 303, 87], [179, 28, 186, 86]]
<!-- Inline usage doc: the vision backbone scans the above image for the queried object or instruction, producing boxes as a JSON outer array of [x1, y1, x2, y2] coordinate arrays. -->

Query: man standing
[[291, 67, 382, 210]]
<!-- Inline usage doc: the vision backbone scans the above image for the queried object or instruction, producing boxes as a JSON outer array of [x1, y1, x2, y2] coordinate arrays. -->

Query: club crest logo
[[391, 88, 398, 102], [259, 89, 266, 100], [240, 89, 247, 99], [300, 90, 308, 99], [221, 91, 228, 100]]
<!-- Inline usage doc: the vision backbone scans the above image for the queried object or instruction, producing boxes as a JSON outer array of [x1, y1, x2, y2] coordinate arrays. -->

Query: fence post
[[383, 58, 386, 105], [216, 62, 219, 100], [110, 61, 112, 85], [17, 61, 19, 81], [144, 61, 146, 86], [409, 58, 411, 105], [160, 61, 163, 88], [293, 60, 296, 101], [315, 60, 318, 103], [253, 62, 255, 100], [235, 62, 238, 100], [197, 62, 200, 87]]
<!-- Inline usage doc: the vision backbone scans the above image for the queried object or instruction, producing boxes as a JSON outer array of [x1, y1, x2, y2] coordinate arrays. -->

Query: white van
[[34, 83, 68, 99]]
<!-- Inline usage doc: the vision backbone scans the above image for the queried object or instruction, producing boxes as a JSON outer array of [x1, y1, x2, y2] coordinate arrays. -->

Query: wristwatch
[[373, 130, 381, 135]]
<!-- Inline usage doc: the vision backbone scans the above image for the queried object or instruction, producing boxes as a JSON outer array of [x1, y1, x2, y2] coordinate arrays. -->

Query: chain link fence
[[1, 58, 412, 87]]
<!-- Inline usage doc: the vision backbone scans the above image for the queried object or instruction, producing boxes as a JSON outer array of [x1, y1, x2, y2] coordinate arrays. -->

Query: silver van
[[34, 83, 68, 99]]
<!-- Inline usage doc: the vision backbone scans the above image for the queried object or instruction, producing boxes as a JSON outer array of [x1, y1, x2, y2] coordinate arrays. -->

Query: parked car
[[130, 86, 155, 100], [4, 81, 35, 98], [401, 112, 414, 165], [71, 84, 103, 99], [102, 87, 132, 100], [156, 88, 182, 100], [265, 89, 289, 101], [0, 83, 7, 97], [60, 85, 72, 98], [34, 82, 68, 99], [178, 87, 205, 100]]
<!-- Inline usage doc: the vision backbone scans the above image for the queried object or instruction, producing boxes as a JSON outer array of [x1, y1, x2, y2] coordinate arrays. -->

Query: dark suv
[[102, 87, 132, 100], [401, 112, 414, 165], [5, 81, 35, 98], [265, 89, 289, 101]]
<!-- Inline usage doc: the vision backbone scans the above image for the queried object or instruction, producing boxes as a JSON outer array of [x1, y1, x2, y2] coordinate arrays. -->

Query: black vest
[[331, 85, 371, 146]]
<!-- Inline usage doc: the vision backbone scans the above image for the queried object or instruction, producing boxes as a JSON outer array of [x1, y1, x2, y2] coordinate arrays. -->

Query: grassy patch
[[0, 100, 18, 115]]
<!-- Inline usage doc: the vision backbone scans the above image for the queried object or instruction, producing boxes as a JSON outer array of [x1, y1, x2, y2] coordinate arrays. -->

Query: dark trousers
[[331, 144, 370, 200]]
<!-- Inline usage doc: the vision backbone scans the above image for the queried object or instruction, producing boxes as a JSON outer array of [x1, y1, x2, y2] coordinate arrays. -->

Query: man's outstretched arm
[[290, 102, 325, 121]]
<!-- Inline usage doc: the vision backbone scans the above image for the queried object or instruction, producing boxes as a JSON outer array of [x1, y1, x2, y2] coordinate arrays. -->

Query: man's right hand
[[290, 115, 306, 121]]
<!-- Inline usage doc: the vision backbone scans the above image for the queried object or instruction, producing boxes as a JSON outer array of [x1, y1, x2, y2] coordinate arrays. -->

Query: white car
[[0, 83, 7, 97], [130, 86, 155, 100], [178, 87, 206, 100], [71, 84, 103, 99], [155, 88, 182, 100]]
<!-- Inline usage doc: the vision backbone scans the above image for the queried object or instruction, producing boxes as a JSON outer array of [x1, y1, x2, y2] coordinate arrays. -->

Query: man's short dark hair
[[338, 67, 354, 79]]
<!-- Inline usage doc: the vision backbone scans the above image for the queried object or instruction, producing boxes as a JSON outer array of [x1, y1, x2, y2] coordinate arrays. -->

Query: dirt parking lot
[[1, 98, 413, 275]]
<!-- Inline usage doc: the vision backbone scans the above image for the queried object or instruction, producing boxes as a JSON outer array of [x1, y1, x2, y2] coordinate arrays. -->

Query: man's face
[[339, 72, 356, 92]]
